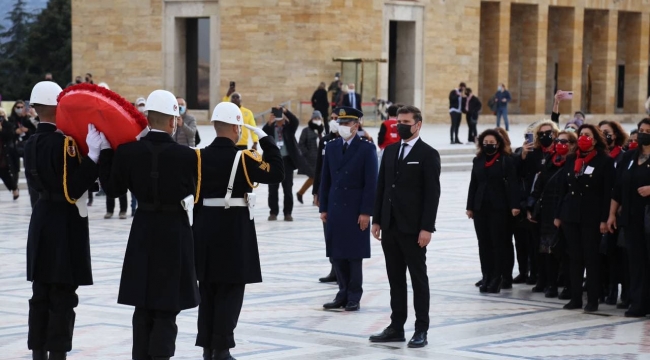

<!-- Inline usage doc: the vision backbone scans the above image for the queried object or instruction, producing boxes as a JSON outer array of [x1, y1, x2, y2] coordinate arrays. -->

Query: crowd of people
[[466, 89, 650, 316]]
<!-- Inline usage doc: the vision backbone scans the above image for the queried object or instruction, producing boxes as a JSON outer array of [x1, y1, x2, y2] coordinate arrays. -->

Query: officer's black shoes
[[268, 214, 277, 221], [48, 351, 66, 360], [296, 192, 304, 204], [558, 287, 571, 300], [319, 272, 337, 283], [563, 301, 582, 310], [487, 277, 501, 294], [407, 331, 428, 348], [368, 327, 405, 343], [512, 274, 527, 284], [214, 349, 236, 360], [284, 215, 294, 222], [545, 287, 559, 298], [501, 277, 513, 289], [31, 350, 47, 360], [345, 301, 360, 311], [323, 299, 346, 309], [583, 303, 598, 313]]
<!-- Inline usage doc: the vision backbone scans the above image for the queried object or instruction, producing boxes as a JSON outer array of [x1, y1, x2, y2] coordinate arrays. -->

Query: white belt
[[203, 198, 248, 207]]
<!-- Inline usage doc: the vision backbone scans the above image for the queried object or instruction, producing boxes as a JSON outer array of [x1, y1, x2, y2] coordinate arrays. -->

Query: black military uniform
[[193, 134, 284, 358], [98, 130, 200, 360], [24, 122, 99, 358]]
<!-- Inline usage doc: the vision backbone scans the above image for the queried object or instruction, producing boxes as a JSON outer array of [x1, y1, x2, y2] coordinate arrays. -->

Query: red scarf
[[551, 153, 566, 167], [609, 146, 622, 159], [574, 150, 597, 175], [485, 153, 501, 168], [542, 144, 555, 154]]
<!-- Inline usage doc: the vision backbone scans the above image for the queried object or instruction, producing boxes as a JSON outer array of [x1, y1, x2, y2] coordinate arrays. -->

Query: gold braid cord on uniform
[[241, 149, 263, 189], [62, 136, 82, 204], [194, 148, 202, 204]]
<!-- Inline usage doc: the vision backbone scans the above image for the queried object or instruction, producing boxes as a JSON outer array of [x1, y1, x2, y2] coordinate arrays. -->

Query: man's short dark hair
[[147, 110, 173, 126], [396, 105, 422, 123], [386, 104, 401, 117], [86, 73, 92, 77], [459, 82, 466, 88]]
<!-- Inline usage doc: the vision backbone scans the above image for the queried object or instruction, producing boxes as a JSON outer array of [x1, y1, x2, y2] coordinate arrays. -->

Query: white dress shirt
[[399, 135, 420, 160]]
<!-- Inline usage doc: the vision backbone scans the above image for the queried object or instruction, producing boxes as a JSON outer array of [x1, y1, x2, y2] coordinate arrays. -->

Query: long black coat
[[311, 88, 329, 118], [555, 151, 615, 225], [467, 153, 520, 212], [529, 161, 565, 249], [99, 131, 200, 312], [24, 123, 98, 285], [298, 124, 322, 178], [193, 136, 284, 284]]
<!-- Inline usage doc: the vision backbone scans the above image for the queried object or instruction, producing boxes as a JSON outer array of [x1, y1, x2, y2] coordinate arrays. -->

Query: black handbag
[[530, 168, 561, 222]]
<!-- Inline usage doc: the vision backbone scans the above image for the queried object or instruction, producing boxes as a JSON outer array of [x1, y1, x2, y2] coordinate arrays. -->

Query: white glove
[[136, 126, 150, 140], [100, 132, 111, 150], [86, 124, 101, 163], [243, 124, 267, 140]]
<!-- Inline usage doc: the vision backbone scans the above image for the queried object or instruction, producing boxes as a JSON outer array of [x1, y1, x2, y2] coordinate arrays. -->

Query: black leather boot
[[203, 347, 213, 360], [214, 349, 236, 360], [479, 276, 489, 293], [487, 276, 502, 294], [32, 350, 47, 360]]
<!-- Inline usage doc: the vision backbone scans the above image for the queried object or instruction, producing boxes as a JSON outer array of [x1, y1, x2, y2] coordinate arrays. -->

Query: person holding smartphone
[[262, 106, 307, 221]]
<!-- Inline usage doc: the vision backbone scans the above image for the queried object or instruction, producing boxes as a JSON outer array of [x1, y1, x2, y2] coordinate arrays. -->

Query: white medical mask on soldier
[[338, 125, 353, 140]]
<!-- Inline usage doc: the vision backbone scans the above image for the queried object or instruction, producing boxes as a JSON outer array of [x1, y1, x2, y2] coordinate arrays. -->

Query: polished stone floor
[[1, 122, 649, 359]]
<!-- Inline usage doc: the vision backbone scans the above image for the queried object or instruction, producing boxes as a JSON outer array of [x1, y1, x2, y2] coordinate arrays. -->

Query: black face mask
[[539, 136, 553, 148], [605, 134, 614, 146], [483, 144, 497, 155], [638, 133, 650, 146], [397, 123, 415, 140]]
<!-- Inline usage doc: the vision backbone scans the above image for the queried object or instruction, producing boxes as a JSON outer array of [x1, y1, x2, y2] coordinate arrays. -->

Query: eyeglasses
[[537, 131, 553, 137], [554, 139, 571, 144]]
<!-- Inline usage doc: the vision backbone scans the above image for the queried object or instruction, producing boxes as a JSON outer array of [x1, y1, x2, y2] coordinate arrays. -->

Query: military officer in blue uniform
[[319, 106, 378, 311]]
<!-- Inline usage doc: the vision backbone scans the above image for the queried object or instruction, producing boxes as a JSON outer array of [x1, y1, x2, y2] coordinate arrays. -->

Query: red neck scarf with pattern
[[574, 150, 597, 175]]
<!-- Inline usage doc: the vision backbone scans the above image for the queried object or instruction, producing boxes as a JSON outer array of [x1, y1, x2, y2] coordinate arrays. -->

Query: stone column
[[497, 2, 511, 91], [591, 10, 618, 114], [478, 1, 510, 113], [557, 7, 584, 115], [532, 4, 549, 114], [623, 12, 649, 113]]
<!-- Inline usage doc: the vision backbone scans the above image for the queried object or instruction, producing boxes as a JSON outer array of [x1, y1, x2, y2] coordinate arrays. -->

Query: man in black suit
[[370, 105, 441, 349], [449, 82, 466, 144], [97, 90, 200, 360], [342, 83, 362, 111]]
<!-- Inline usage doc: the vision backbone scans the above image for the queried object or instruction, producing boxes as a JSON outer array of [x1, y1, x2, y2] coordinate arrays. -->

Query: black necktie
[[343, 142, 348, 154], [395, 143, 408, 175], [399, 143, 408, 162]]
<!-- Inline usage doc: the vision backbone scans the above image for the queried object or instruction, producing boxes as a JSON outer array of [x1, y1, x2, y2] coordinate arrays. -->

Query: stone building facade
[[72, 0, 650, 124]]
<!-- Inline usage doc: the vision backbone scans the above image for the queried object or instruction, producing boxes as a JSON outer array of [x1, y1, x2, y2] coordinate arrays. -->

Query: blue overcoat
[[318, 136, 378, 259]]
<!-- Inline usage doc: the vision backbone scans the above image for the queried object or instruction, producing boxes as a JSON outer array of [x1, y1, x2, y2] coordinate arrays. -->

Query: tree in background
[[0, 0, 71, 100], [0, 0, 34, 100]]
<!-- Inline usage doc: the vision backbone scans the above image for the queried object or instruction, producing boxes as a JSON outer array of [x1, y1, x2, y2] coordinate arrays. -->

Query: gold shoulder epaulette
[[242, 149, 262, 163]]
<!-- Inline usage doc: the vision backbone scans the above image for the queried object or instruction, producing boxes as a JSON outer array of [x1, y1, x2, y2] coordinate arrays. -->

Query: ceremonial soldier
[[95, 90, 200, 360], [24, 81, 100, 360], [319, 106, 378, 311], [193, 102, 284, 360]]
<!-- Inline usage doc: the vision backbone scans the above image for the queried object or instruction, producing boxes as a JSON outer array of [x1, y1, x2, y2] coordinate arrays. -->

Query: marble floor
[[1, 122, 649, 359]]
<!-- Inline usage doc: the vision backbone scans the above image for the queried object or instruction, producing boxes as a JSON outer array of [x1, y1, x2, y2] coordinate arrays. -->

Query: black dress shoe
[[345, 301, 360, 311], [369, 327, 405, 342], [617, 300, 630, 310], [455, 140, 463, 144], [558, 287, 571, 300], [583, 303, 598, 312], [545, 287, 558, 298], [214, 349, 236, 360], [625, 308, 647, 318], [32, 350, 47, 360], [475, 279, 483, 287], [563, 301, 582, 310], [319, 271, 337, 283], [501, 277, 513, 289], [203, 347, 213, 360], [48, 352, 66, 360], [525, 276, 537, 285], [323, 299, 346, 309], [487, 277, 501, 294], [296, 192, 304, 204], [512, 274, 527, 284], [531, 285, 545, 293], [407, 331, 428, 348]]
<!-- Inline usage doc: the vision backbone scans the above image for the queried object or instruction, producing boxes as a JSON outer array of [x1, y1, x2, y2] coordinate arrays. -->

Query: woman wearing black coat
[[311, 82, 330, 121], [527, 130, 577, 298], [0, 111, 18, 199], [555, 124, 615, 312], [296, 111, 324, 204], [466, 129, 521, 293], [608, 118, 650, 317]]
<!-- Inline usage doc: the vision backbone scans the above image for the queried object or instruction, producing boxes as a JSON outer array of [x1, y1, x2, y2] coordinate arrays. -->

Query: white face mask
[[498, 86, 503, 91], [313, 120, 322, 126], [338, 125, 354, 140], [138, 105, 145, 113], [348, 89, 355, 93]]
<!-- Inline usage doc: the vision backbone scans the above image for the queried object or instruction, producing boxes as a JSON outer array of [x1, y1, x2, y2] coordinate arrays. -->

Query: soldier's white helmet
[[30, 81, 63, 106], [144, 90, 179, 116], [211, 102, 243, 125]]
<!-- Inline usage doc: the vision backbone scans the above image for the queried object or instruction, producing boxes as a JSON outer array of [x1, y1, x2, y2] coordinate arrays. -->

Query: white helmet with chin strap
[[211, 102, 243, 125], [30, 81, 63, 106]]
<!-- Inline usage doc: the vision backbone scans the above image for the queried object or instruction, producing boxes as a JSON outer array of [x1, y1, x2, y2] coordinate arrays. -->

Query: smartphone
[[229, 81, 236, 88], [560, 91, 574, 100], [272, 107, 283, 120], [525, 133, 534, 144], [24, 101, 30, 112]]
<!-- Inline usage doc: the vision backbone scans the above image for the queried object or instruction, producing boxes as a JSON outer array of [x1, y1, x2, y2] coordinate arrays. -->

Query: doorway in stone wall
[[388, 20, 416, 106]]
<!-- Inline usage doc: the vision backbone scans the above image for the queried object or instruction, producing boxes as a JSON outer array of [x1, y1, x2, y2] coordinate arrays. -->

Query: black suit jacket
[[342, 92, 362, 111], [373, 138, 441, 235], [466, 153, 520, 212], [555, 151, 615, 225]]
